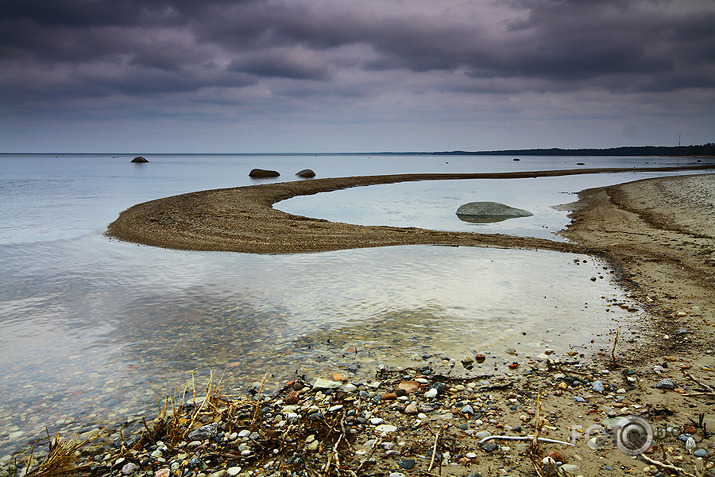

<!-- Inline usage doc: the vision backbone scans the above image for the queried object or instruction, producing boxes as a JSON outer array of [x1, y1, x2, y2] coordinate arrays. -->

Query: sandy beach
[[10, 167, 714, 476]]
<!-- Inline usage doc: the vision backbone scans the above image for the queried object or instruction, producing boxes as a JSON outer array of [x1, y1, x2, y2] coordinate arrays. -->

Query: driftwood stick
[[250, 373, 268, 432], [427, 428, 442, 473], [641, 454, 699, 477]]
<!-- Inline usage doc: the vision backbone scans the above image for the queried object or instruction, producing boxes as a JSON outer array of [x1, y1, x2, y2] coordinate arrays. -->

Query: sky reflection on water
[[2, 153, 705, 456]]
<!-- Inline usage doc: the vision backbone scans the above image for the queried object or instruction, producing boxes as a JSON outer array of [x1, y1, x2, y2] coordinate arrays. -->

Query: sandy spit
[[106, 164, 714, 256]]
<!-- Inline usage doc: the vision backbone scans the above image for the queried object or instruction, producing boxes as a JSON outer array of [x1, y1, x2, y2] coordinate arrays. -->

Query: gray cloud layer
[[1, 0, 714, 151]]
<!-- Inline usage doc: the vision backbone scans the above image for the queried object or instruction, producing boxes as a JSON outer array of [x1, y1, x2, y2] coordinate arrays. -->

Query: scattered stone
[[461, 404, 475, 416], [249, 168, 280, 178], [312, 378, 341, 390], [187, 422, 218, 441], [475, 353, 486, 364], [296, 169, 316, 178], [481, 442, 498, 452], [285, 390, 300, 404], [375, 424, 397, 434], [397, 381, 420, 394], [121, 462, 137, 475], [398, 458, 415, 469], [656, 379, 676, 390], [226, 467, 241, 476], [694, 449, 708, 457], [592, 381, 605, 393], [456, 202, 533, 223], [424, 388, 438, 399]]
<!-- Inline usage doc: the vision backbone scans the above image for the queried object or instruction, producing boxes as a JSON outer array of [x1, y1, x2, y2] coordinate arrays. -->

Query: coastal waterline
[[1, 153, 708, 457]]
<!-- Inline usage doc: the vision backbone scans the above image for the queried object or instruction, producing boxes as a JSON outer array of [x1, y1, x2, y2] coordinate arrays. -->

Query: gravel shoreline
[[5, 168, 715, 476]]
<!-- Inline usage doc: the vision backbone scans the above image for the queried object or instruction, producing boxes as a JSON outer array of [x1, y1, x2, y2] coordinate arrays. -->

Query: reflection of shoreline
[[106, 164, 714, 255]]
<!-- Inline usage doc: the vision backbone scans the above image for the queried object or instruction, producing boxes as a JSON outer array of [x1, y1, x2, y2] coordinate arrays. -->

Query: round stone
[[656, 379, 676, 390]]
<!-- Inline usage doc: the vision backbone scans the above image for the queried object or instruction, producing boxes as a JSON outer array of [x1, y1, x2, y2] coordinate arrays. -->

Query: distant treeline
[[436, 143, 715, 157]]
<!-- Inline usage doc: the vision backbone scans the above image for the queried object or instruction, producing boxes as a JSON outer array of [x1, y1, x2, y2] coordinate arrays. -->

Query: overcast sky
[[1, 0, 714, 153]]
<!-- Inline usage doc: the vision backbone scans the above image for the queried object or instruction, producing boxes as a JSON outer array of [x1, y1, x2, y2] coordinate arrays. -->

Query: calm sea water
[[0, 153, 710, 457]]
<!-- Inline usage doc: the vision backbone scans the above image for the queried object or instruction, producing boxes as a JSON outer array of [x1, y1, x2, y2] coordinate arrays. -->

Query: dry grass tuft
[[24, 429, 99, 477]]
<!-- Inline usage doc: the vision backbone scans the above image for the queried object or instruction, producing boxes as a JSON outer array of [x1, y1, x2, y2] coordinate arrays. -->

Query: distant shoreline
[[3, 143, 714, 156]]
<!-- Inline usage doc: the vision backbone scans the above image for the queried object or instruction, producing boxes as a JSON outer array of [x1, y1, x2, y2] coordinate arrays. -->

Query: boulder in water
[[131, 156, 148, 163], [249, 168, 280, 178], [296, 169, 316, 178], [456, 201, 533, 223]]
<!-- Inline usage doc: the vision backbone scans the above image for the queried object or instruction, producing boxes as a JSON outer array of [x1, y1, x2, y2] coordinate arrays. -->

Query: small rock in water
[[656, 379, 676, 390], [296, 169, 316, 178]]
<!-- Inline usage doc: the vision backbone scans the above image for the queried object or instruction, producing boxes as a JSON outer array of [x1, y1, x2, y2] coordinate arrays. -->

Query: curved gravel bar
[[106, 164, 714, 255]]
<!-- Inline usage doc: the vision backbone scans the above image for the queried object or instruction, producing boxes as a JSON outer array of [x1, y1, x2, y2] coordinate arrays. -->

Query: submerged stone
[[456, 202, 533, 223]]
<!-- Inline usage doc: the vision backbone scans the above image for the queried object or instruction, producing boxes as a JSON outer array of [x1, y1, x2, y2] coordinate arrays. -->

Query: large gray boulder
[[456, 201, 533, 223], [249, 168, 280, 178]]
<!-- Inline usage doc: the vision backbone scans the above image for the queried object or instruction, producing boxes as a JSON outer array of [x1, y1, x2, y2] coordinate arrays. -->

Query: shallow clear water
[[0, 153, 711, 457], [278, 162, 711, 241]]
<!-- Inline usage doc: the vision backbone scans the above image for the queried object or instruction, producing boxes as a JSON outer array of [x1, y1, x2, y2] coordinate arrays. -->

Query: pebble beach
[[3, 169, 715, 477]]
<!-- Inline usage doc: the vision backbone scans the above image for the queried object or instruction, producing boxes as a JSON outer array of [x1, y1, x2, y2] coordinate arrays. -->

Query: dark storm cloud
[[1, 0, 714, 115]]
